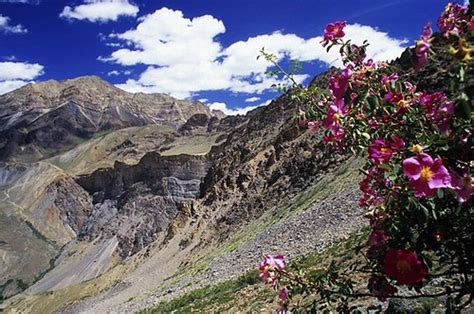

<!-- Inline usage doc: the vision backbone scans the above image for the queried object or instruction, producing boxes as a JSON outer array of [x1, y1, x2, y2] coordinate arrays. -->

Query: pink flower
[[329, 68, 352, 100], [259, 255, 285, 286], [419, 92, 454, 135], [451, 172, 473, 203], [277, 287, 289, 314], [321, 21, 347, 47], [384, 249, 427, 285], [323, 124, 345, 148], [415, 22, 432, 71], [350, 44, 367, 64], [368, 135, 405, 164], [278, 286, 289, 301], [307, 121, 320, 131], [403, 81, 417, 94], [437, 3, 469, 36], [381, 73, 399, 89], [403, 153, 451, 197], [323, 99, 347, 129], [384, 92, 403, 104]]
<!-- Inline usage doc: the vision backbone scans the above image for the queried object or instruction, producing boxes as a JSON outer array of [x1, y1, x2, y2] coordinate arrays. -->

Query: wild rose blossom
[[329, 67, 352, 100], [419, 92, 454, 135], [384, 249, 427, 285], [403, 153, 451, 197], [277, 286, 289, 313], [437, 3, 470, 36], [368, 135, 405, 164], [323, 68, 352, 131], [323, 124, 345, 150], [322, 100, 348, 129], [384, 92, 403, 104], [381, 73, 399, 89], [403, 81, 417, 94], [259, 255, 286, 286], [368, 230, 389, 249], [321, 21, 347, 47], [451, 172, 473, 203], [415, 22, 432, 71], [308, 120, 320, 131]]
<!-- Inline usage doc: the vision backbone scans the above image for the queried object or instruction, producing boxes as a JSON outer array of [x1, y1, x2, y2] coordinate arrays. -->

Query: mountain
[[0, 66, 358, 313], [0, 37, 462, 313], [0, 76, 217, 162]]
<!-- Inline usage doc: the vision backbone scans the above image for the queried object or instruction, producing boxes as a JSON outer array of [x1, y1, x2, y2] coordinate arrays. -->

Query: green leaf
[[419, 203, 430, 217]]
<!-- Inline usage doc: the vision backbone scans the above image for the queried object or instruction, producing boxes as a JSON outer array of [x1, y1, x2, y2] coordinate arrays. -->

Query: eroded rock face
[[76, 152, 210, 258]]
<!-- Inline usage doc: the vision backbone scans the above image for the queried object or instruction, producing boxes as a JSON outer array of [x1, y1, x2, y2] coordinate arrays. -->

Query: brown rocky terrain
[[1, 36, 465, 313], [0, 76, 216, 162]]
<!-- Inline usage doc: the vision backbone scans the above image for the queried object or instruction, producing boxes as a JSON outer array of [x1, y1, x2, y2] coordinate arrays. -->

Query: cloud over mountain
[[100, 8, 407, 99], [0, 61, 44, 94]]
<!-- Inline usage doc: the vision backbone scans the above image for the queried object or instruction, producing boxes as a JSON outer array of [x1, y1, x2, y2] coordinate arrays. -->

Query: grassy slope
[[140, 230, 369, 313]]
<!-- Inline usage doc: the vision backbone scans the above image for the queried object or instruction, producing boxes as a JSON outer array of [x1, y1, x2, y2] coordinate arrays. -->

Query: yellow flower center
[[333, 113, 341, 122], [380, 147, 392, 154], [411, 144, 423, 154], [420, 166, 433, 181], [397, 99, 408, 109], [396, 260, 411, 274]]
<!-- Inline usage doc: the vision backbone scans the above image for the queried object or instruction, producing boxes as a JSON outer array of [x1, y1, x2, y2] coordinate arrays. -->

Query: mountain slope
[[0, 76, 216, 162], [1, 36, 464, 313]]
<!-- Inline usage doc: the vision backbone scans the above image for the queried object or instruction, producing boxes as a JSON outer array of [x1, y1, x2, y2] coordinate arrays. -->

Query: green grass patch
[[24, 220, 56, 246], [139, 270, 261, 313]]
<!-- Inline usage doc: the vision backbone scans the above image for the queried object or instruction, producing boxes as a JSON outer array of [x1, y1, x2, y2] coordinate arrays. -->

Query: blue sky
[[0, 0, 459, 114]]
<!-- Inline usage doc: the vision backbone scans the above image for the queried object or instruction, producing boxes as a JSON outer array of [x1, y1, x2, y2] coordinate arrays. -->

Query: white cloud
[[104, 8, 407, 99], [245, 96, 260, 103], [0, 61, 44, 95], [0, 62, 44, 81], [207, 102, 258, 116], [107, 69, 131, 76], [60, 0, 139, 23], [0, 80, 29, 94], [0, 14, 27, 34], [207, 99, 271, 116]]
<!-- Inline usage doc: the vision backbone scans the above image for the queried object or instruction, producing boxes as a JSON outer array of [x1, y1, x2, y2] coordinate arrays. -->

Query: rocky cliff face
[[0, 76, 217, 162], [75, 152, 210, 258]]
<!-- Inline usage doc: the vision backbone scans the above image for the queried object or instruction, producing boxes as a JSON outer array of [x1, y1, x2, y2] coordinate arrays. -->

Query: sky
[[0, 0, 463, 115]]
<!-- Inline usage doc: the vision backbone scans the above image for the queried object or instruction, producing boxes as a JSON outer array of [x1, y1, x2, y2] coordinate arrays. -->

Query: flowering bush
[[258, 2, 473, 311]]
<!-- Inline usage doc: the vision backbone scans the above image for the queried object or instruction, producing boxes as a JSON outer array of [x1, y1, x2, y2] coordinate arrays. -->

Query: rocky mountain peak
[[0, 76, 220, 162]]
